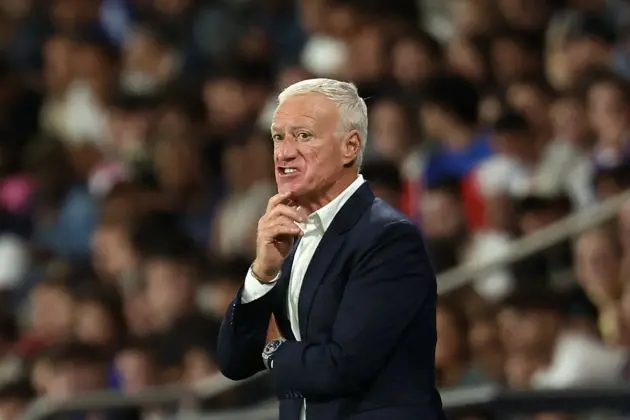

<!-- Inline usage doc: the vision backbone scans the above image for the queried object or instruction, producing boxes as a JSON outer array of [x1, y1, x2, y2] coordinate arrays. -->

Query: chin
[[277, 183, 306, 197], [276, 177, 307, 196]]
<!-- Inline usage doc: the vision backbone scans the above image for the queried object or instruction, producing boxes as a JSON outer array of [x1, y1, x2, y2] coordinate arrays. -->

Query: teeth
[[283, 168, 297, 174]]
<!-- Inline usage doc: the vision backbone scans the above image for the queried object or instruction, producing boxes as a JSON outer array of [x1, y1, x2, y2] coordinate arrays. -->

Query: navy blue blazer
[[217, 183, 445, 420]]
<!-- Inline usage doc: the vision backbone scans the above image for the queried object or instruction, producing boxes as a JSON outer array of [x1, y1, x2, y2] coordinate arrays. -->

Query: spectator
[[435, 299, 491, 388], [586, 70, 630, 169], [391, 30, 444, 92], [477, 110, 589, 208], [71, 283, 128, 353], [152, 134, 220, 245], [114, 337, 159, 393], [505, 77, 555, 135], [490, 29, 544, 87], [134, 220, 219, 381], [361, 160, 404, 209], [499, 291, 627, 388], [421, 177, 467, 252], [0, 379, 35, 420], [42, 341, 111, 398], [468, 307, 505, 383], [28, 277, 75, 346], [26, 138, 98, 261], [211, 129, 275, 258], [446, 34, 492, 88], [549, 91, 593, 152], [575, 226, 625, 345], [120, 23, 180, 96]]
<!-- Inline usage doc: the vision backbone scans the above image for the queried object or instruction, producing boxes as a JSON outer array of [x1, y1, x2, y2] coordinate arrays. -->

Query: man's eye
[[272, 134, 282, 141], [296, 132, 311, 141]]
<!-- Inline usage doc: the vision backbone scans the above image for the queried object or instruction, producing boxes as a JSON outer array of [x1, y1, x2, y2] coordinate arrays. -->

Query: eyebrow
[[270, 125, 312, 133]]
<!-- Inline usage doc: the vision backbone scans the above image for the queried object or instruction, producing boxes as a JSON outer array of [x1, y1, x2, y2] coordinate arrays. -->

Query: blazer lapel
[[297, 183, 375, 338]]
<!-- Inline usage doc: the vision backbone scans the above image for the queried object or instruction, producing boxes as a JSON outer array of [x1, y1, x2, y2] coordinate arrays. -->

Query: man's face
[[32, 285, 74, 341], [203, 78, 248, 128], [73, 302, 115, 346], [144, 259, 194, 324], [491, 39, 530, 84], [419, 104, 446, 140], [91, 224, 136, 278], [575, 231, 621, 302], [588, 83, 628, 138], [370, 100, 408, 160], [115, 350, 155, 392], [420, 190, 463, 238], [506, 84, 549, 128], [43, 35, 74, 94], [272, 93, 356, 198], [392, 39, 435, 85]]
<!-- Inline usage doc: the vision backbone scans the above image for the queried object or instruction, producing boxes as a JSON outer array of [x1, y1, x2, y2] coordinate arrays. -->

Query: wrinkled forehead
[[271, 93, 340, 132]]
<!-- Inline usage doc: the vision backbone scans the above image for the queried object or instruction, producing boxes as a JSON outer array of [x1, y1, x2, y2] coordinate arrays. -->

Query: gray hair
[[277, 78, 368, 167]]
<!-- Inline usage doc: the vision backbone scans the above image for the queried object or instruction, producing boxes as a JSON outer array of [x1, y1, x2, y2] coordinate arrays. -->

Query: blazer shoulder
[[357, 198, 422, 242], [369, 198, 418, 228]]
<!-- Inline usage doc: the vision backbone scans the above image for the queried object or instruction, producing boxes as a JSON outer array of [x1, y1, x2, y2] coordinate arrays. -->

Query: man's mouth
[[278, 167, 299, 175]]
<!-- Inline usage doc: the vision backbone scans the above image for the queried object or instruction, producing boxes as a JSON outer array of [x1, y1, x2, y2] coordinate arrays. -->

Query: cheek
[[300, 146, 327, 176]]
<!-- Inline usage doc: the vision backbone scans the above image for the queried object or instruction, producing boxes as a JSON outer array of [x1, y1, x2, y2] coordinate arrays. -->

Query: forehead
[[508, 84, 544, 102], [272, 93, 339, 131]]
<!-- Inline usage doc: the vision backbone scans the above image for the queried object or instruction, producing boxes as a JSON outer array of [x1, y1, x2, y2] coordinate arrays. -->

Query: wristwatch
[[262, 338, 286, 370]]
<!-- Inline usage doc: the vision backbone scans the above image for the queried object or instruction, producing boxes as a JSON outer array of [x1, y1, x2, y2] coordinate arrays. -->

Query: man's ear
[[342, 131, 361, 166]]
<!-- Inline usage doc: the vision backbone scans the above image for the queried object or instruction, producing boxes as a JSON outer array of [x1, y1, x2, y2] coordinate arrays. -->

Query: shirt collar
[[298, 174, 365, 234]]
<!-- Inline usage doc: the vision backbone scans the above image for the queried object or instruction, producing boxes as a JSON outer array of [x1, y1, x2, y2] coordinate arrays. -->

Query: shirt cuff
[[240, 267, 280, 303]]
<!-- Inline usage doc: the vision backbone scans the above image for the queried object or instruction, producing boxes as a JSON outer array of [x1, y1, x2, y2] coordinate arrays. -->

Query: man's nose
[[275, 138, 298, 161]]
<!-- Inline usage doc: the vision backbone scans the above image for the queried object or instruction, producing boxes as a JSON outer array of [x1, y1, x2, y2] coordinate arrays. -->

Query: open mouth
[[277, 167, 299, 176]]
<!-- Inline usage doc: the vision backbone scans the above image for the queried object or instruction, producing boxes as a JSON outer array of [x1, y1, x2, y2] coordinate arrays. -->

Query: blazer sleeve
[[270, 220, 435, 395], [216, 282, 278, 380]]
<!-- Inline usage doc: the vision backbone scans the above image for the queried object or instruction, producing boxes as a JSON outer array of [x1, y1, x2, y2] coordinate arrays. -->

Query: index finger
[[266, 191, 293, 212]]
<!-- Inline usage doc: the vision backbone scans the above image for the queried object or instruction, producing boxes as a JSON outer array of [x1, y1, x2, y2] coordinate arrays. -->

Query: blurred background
[[0, 0, 629, 419]]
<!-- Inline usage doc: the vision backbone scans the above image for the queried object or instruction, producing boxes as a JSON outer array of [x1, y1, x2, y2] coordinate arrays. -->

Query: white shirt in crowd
[[475, 139, 593, 208], [241, 174, 366, 420], [215, 181, 277, 257], [531, 332, 628, 388]]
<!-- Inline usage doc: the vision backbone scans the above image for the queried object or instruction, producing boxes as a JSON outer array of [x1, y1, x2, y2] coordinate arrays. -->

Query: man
[[217, 78, 444, 420], [360, 160, 403, 209]]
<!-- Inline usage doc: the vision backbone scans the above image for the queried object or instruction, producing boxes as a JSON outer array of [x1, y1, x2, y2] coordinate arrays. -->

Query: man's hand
[[252, 192, 306, 281]]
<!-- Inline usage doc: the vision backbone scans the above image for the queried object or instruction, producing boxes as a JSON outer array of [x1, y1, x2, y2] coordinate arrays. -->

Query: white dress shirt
[[531, 332, 628, 388], [241, 174, 365, 419]]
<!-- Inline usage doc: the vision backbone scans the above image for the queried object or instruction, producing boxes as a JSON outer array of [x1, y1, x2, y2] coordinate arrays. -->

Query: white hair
[[277, 78, 368, 167]]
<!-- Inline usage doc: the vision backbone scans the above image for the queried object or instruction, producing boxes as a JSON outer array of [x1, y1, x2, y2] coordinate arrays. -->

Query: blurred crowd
[[0, 0, 629, 418]]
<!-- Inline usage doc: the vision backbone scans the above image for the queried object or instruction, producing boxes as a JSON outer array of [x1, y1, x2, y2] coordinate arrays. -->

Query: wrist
[[251, 260, 279, 283]]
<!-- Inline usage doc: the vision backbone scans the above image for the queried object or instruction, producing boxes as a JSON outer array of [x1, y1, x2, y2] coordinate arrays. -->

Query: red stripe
[[461, 171, 487, 232]]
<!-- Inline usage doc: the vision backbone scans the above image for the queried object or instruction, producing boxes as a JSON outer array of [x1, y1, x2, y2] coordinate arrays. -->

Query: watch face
[[264, 340, 281, 357]]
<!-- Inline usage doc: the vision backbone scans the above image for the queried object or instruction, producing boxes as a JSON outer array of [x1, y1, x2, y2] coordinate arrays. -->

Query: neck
[[298, 169, 358, 214]]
